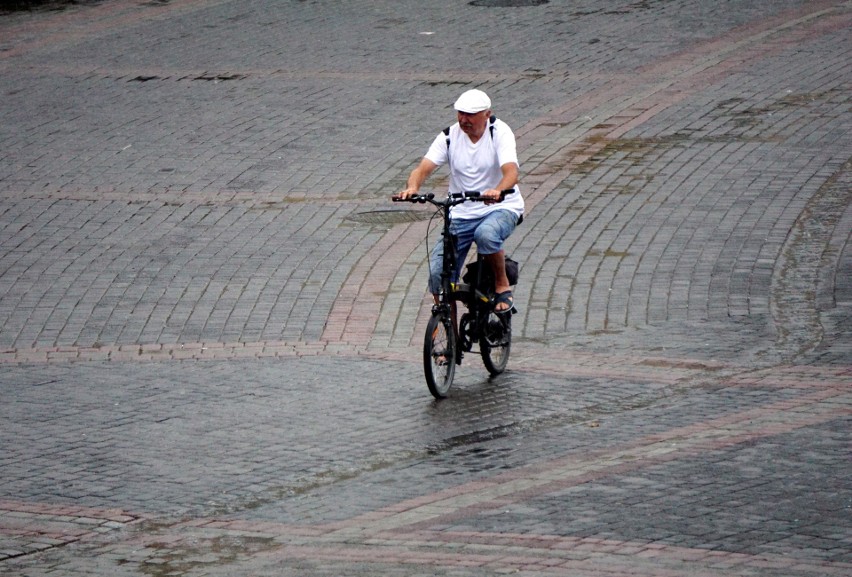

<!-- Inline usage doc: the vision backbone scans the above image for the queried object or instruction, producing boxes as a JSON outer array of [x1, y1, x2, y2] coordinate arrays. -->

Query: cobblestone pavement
[[0, 0, 850, 575]]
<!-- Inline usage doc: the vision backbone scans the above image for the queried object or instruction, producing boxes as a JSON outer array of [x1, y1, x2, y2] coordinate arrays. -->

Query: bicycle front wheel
[[480, 311, 511, 375], [424, 312, 456, 399]]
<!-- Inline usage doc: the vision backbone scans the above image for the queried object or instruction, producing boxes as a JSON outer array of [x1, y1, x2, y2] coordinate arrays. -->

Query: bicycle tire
[[480, 311, 511, 375], [424, 312, 456, 398]]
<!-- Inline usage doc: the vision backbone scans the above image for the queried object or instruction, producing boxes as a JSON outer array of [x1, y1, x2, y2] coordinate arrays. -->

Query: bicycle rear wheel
[[480, 311, 511, 375], [424, 312, 456, 398]]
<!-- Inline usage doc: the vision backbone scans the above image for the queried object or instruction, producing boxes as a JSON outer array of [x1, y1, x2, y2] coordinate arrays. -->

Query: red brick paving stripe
[[0, 340, 367, 364], [228, 541, 729, 576], [0, 331, 732, 383], [125, 516, 852, 577], [512, 350, 731, 385], [150, 530, 851, 577], [13, 62, 540, 85], [0, 500, 146, 561], [724, 365, 852, 389], [388, 530, 852, 575], [0, 500, 142, 524], [4, 335, 846, 401]]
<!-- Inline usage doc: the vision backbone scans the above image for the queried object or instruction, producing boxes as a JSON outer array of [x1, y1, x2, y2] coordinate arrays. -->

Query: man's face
[[457, 109, 491, 140]]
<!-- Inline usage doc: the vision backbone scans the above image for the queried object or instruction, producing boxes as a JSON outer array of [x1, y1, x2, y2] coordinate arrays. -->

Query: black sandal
[[493, 290, 515, 314]]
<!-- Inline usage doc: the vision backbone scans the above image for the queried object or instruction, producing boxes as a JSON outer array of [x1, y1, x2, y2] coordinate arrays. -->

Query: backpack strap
[[445, 115, 497, 155]]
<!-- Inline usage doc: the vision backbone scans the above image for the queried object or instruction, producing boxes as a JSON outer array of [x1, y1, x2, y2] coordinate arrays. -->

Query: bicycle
[[392, 190, 517, 399]]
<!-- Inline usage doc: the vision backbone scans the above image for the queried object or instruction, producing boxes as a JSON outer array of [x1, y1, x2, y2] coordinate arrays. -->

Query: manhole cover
[[469, 0, 549, 6], [346, 209, 434, 226]]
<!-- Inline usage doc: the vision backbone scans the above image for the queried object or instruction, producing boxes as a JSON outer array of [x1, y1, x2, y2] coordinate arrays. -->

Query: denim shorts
[[429, 209, 519, 294]]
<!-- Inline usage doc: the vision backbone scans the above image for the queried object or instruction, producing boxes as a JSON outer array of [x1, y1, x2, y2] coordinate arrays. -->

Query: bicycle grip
[[391, 193, 434, 203]]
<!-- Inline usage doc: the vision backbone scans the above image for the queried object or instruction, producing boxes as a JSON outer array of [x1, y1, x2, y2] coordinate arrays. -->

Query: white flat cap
[[453, 89, 492, 113]]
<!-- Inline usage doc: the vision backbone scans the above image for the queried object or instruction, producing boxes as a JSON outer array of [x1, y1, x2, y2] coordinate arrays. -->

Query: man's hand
[[481, 188, 504, 204], [394, 186, 418, 200]]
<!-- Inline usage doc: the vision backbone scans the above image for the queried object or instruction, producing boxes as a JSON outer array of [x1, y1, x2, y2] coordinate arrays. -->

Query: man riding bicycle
[[396, 89, 525, 313]]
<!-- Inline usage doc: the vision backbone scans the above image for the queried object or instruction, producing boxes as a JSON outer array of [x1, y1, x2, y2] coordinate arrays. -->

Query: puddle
[[346, 209, 434, 226], [470, 0, 548, 6], [140, 535, 277, 577]]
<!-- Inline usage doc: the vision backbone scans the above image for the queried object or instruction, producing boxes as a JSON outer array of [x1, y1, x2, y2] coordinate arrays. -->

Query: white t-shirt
[[424, 118, 524, 220]]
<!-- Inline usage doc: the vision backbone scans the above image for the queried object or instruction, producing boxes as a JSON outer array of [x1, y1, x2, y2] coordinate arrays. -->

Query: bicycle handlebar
[[391, 189, 515, 205]]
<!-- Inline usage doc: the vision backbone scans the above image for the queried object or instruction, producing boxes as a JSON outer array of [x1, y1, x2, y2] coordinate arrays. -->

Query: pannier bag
[[462, 256, 519, 291]]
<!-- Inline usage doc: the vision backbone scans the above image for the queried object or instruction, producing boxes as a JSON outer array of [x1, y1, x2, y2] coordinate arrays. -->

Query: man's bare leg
[[484, 250, 512, 312]]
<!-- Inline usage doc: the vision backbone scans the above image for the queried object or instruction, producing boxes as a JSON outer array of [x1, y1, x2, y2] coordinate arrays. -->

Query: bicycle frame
[[393, 190, 515, 398]]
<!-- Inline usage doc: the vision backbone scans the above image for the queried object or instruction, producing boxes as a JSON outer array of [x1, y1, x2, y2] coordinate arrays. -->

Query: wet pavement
[[0, 0, 850, 575]]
